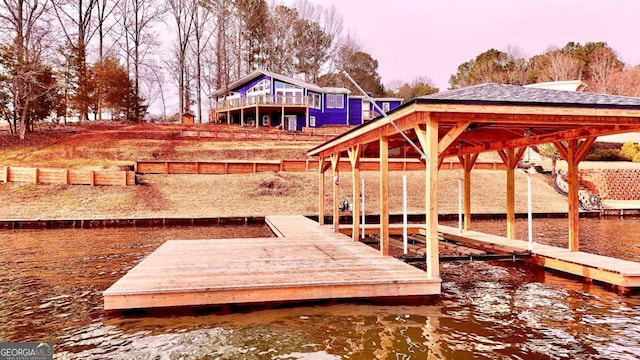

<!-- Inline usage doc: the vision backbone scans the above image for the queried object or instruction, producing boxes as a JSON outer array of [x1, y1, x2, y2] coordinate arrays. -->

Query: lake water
[[1, 218, 640, 359]]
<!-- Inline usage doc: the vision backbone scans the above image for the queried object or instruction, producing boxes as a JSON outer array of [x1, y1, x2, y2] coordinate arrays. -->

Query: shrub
[[584, 149, 623, 161], [619, 141, 638, 161]]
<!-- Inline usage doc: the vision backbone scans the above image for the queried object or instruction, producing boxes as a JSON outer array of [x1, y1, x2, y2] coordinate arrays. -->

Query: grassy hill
[[0, 122, 570, 220]]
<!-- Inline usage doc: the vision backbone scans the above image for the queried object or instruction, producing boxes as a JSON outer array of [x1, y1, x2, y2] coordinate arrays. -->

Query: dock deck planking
[[438, 225, 640, 288], [104, 216, 440, 310]]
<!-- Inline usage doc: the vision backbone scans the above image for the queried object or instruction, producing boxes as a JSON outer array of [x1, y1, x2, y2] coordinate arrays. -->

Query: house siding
[[348, 98, 363, 125], [322, 93, 348, 126]]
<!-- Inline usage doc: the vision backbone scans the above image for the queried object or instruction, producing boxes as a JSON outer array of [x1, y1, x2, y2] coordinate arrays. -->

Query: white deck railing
[[214, 95, 309, 111]]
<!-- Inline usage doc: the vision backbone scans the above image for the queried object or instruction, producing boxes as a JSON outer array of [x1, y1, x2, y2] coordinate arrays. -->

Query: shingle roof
[[416, 83, 640, 108]]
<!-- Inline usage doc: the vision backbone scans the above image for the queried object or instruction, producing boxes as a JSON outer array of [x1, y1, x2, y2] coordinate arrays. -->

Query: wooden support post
[[498, 147, 526, 240], [380, 136, 390, 255], [424, 115, 440, 279], [281, 107, 285, 130], [64, 168, 69, 185], [3, 166, 8, 183], [90, 171, 95, 186], [331, 153, 340, 233], [555, 137, 595, 252], [318, 157, 326, 225], [33, 168, 38, 184], [164, 162, 169, 174], [567, 140, 579, 252], [505, 148, 516, 240], [256, 106, 260, 128], [348, 145, 361, 241], [459, 153, 478, 230]]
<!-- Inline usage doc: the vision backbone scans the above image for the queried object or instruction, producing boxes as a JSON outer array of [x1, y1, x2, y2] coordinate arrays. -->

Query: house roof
[[308, 83, 640, 159], [209, 70, 350, 98]]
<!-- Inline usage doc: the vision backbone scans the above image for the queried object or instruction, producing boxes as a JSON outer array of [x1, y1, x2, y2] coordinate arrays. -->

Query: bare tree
[[540, 50, 582, 82], [94, 0, 120, 121], [51, 0, 98, 122], [117, 0, 163, 121], [167, 0, 196, 119], [589, 47, 624, 93], [190, 2, 215, 123], [266, 4, 297, 75], [0, 0, 54, 139], [141, 59, 167, 121]]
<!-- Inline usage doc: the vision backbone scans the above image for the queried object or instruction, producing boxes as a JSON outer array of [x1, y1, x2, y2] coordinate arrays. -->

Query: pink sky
[[302, 0, 640, 91]]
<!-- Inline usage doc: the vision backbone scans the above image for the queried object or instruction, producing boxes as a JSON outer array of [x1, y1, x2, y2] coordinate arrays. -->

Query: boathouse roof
[[308, 83, 640, 159]]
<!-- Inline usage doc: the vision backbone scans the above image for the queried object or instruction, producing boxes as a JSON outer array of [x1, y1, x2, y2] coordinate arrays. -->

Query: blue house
[[208, 70, 402, 131]]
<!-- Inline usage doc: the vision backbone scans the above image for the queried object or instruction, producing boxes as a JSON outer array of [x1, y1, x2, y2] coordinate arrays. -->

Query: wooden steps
[[103, 215, 441, 310]]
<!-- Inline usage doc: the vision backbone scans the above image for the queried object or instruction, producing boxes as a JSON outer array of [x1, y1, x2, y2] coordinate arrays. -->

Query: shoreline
[[3, 210, 639, 230]]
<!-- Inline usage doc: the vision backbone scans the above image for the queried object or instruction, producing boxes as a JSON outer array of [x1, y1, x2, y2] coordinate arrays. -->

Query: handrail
[[214, 95, 309, 111]]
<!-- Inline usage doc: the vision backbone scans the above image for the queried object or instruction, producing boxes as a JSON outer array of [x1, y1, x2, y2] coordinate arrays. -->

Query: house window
[[327, 94, 344, 109], [309, 93, 321, 109], [309, 116, 316, 127], [247, 79, 270, 96], [382, 102, 390, 112]]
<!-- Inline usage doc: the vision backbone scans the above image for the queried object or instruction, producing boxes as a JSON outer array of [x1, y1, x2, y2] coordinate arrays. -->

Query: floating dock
[[338, 223, 640, 289], [438, 225, 640, 288], [103, 215, 441, 310]]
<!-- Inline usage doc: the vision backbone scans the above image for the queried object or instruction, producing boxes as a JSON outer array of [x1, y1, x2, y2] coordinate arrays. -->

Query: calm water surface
[[1, 219, 640, 359]]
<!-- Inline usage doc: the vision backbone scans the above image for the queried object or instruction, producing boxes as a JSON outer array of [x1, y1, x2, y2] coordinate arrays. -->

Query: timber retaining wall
[[1, 166, 136, 186]]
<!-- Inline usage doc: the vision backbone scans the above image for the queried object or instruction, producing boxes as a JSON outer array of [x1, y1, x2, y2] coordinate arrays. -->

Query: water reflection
[[0, 220, 639, 359]]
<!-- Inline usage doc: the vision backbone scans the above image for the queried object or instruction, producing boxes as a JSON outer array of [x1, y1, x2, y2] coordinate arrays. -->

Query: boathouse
[[208, 70, 402, 130], [308, 83, 640, 281]]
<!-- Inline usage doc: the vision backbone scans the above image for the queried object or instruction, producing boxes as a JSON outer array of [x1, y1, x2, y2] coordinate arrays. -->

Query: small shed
[[182, 112, 195, 124]]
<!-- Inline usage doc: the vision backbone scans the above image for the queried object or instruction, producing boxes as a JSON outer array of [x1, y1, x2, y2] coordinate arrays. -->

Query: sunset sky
[[299, 0, 640, 90]]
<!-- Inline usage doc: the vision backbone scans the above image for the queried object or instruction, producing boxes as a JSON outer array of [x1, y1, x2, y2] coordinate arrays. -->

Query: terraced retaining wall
[[581, 169, 640, 200]]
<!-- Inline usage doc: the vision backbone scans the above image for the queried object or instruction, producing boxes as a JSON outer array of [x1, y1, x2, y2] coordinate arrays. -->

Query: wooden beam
[[575, 136, 597, 162], [554, 141, 569, 160], [567, 139, 580, 252], [331, 154, 340, 233], [424, 114, 440, 279], [348, 146, 362, 241], [427, 106, 640, 122], [461, 154, 477, 230], [380, 136, 390, 255], [318, 157, 326, 226], [438, 121, 471, 153], [440, 124, 640, 158]]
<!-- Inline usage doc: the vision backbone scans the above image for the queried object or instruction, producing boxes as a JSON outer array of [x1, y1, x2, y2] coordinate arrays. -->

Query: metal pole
[[343, 71, 428, 161], [403, 174, 408, 254], [527, 168, 533, 251], [361, 177, 365, 240]]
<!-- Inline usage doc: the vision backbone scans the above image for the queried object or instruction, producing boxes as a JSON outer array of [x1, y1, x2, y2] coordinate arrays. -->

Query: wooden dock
[[438, 225, 640, 288], [103, 215, 441, 310]]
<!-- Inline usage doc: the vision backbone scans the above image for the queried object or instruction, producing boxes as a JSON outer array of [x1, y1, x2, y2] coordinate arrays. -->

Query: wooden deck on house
[[103, 215, 441, 310], [438, 225, 640, 288]]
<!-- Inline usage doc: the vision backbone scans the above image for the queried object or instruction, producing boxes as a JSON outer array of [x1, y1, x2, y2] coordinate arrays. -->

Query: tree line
[[3, 0, 433, 140], [449, 42, 640, 96]]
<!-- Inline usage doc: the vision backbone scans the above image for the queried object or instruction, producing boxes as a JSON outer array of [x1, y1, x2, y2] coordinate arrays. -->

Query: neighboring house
[[208, 70, 402, 131]]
